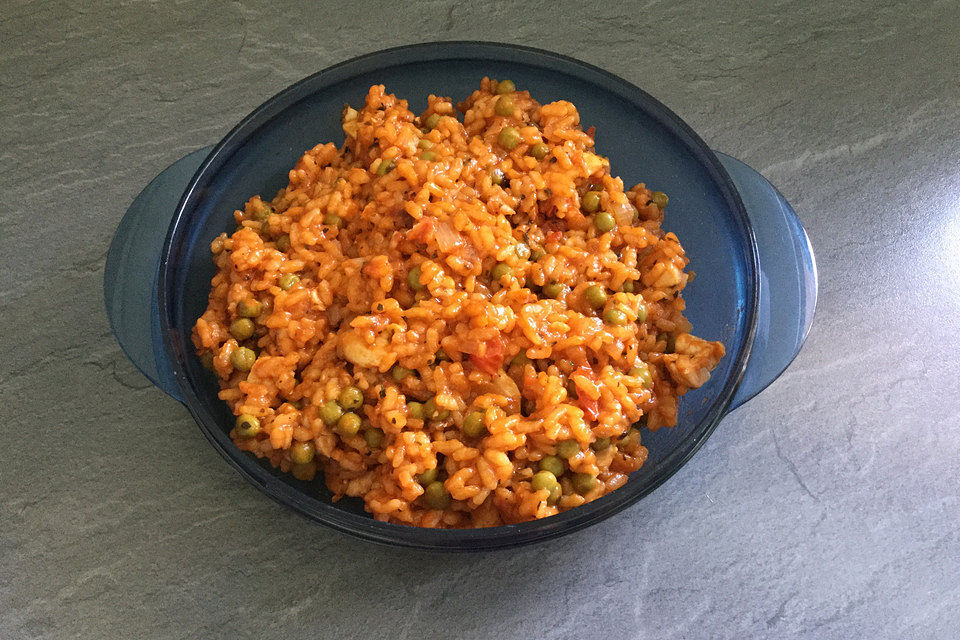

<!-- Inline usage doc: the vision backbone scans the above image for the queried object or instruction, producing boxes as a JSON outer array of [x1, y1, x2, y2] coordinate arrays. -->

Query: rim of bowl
[[158, 41, 760, 551]]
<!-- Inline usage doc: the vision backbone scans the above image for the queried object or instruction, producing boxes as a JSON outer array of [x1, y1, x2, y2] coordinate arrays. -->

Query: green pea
[[584, 285, 607, 310], [620, 427, 642, 448], [556, 439, 580, 459], [435, 349, 450, 362], [418, 466, 439, 485], [338, 386, 364, 410], [594, 211, 616, 233], [495, 95, 515, 116], [276, 235, 291, 252], [324, 212, 343, 228], [337, 412, 362, 436], [581, 191, 601, 213], [498, 126, 521, 151], [236, 299, 262, 318], [529, 142, 549, 160], [229, 318, 255, 341], [290, 441, 315, 464], [418, 138, 433, 149], [363, 428, 384, 448], [235, 414, 261, 437], [230, 346, 256, 371], [490, 167, 506, 186], [636, 304, 648, 324], [407, 401, 424, 420], [495, 79, 516, 94], [200, 351, 215, 371], [408, 265, 424, 291], [511, 351, 530, 367], [423, 480, 451, 509], [423, 397, 449, 420], [515, 242, 531, 260], [320, 401, 343, 426], [539, 455, 564, 478], [622, 281, 635, 293], [424, 113, 441, 129], [278, 274, 300, 291], [542, 283, 565, 299], [376, 159, 394, 176], [530, 469, 557, 490], [571, 472, 598, 494], [604, 307, 628, 326], [652, 191, 669, 209], [462, 410, 486, 438], [421, 150, 437, 162], [491, 262, 512, 280], [591, 437, 612, 451], [529, 248, 546, 262], [531, 470, 561, 504], [629, 364, 653, 388], [253, 205, 272, 221], [391, 365, 412, 382], [433, 399, 451, 421]]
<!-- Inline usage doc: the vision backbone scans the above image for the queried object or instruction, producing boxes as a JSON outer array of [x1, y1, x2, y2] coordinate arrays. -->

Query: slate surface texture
[[3, 1, 958, 638]]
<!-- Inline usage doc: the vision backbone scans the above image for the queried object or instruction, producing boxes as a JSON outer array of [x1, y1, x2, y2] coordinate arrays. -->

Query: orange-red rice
[[192, 79, 724, 528]]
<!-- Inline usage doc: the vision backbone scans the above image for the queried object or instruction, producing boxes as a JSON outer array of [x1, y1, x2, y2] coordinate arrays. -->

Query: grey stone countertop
[[3, 1, 958, 638]]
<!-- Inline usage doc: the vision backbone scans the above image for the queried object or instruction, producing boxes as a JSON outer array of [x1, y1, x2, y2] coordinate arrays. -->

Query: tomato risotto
[[192, 79, 724, 528]]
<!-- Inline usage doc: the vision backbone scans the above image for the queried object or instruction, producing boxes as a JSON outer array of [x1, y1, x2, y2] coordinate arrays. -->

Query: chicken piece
[[339, 329, 393, 370], [581, 152, 608, 176], [662, 333, 725, 389], [646, 259, 685, 288], [341, 105, 359, 138]]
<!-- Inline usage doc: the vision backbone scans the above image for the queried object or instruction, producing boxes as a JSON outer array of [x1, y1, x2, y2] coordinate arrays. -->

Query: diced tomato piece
[[470, 335, 505, 375], [578, 394, 599, 421], [571, 365, 600, 420], [407, 219, 434, 243]]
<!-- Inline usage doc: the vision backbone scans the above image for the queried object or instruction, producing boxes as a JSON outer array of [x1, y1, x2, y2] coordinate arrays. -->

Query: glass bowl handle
[[714, 152, 818, 411], [103, 147, 214, 402]]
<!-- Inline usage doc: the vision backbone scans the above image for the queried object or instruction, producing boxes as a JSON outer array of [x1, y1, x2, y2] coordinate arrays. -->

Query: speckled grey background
[[3, 1, 959, 638]]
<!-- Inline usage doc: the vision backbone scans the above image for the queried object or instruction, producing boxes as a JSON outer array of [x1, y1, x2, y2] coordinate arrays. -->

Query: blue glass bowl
[[105, 43, 816, 550]]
